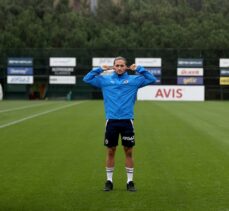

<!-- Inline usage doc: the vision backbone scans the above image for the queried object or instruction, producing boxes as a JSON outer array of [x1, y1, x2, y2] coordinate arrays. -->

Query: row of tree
[[0, 0, 229, 49]]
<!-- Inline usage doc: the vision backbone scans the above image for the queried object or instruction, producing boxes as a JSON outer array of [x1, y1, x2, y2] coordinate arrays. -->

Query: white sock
[[106, 167, 114, 182], [126, 167, 134, 183]]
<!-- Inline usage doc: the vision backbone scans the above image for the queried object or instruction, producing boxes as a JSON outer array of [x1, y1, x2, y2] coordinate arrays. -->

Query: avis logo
[[155, 89, 183, 98]]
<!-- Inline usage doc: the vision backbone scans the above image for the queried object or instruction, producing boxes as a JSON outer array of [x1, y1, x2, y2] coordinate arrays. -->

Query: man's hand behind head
[[129, 64, 137, 71], [101, 65, 111, 71]]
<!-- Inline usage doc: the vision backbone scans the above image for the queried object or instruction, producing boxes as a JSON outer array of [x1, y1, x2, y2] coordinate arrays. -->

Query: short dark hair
[[113, 56, 127, 65]]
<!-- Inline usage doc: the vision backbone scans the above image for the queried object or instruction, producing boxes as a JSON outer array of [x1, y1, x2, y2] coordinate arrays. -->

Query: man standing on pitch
[[83, 56, 156, 191]]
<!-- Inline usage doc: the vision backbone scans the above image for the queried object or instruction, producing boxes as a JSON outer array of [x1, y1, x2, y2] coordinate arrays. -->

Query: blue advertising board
[[177, 77, 203, 85], [220, 69, 229, 76], [8, 58, 33, 67], [145, 67, 161, 76], [7, 67, 33, 75], [154, 76, 161, 84], [178, 59, 203, 67]]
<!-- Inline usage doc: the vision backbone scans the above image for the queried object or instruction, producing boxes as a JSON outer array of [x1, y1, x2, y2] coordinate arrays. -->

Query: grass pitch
[[0, 100, 229, 211]]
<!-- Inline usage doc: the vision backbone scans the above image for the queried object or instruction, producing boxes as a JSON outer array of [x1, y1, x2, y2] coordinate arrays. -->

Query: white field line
[[0, 101, 84, 129], [0, 102, 54, 113]]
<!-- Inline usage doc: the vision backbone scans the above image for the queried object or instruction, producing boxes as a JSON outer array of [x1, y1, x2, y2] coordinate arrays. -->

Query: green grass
[[0, 100, 229, 211]]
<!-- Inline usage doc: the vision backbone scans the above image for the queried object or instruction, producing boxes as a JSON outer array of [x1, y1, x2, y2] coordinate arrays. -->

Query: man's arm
[[129, 64, 157, 88], [83, 66, 105, 88]]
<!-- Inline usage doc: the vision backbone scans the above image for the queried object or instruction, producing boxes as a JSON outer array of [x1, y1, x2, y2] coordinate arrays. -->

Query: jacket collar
[[112, 71, 128, 79]]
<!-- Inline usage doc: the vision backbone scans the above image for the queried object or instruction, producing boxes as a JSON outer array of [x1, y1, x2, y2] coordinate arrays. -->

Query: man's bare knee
[[124, 147, 133, 157], [107, 147, 116, 157]]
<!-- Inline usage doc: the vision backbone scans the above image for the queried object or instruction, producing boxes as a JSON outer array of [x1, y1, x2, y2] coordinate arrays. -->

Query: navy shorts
[[104, 119, 135, 148]]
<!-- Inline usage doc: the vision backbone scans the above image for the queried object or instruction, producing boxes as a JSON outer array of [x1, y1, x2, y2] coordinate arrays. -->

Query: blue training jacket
[[83, 66, 157, 119]]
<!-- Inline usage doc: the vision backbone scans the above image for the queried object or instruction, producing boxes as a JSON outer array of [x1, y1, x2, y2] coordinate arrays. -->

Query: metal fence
[[0, 48, 229, 100]]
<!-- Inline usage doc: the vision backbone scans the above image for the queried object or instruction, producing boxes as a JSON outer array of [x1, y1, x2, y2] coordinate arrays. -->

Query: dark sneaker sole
[[104, 181, 113, 191], [127, 188, 136, 192]]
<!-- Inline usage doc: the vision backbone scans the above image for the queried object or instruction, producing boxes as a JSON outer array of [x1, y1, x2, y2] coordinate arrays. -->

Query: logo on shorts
[[122, 136, 134, 142], [105, 139, 109, 144]]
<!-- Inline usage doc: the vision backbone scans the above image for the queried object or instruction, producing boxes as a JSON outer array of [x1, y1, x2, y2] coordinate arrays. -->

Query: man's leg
[[124, 146, 134, 182], [124, 146, 136, 192], [106, 147, 116, 182], [121, 119, 136, 191], [104, 146, 116, 191]]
